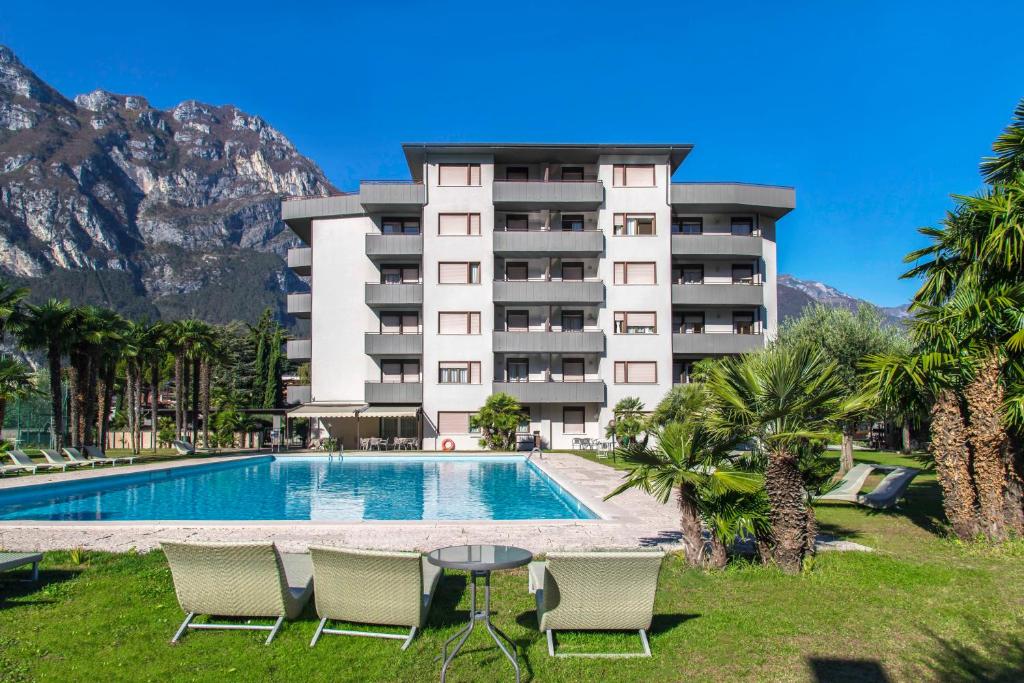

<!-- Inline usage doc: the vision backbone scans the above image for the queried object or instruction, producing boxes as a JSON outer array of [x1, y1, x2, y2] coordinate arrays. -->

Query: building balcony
[[671, 234, 762, 258], [493, 280, 604, 305], [358, 181, 426, 212], [492, 331, 605, 354], [287, 247, 312, 275], [364, 283, 424, 308], [672, 333, 765, 355], [493, 380, 606, 404], [671, 283, 763, 306], [287, 338, 311, 361], [286, 384, 311, 404], [365, 234, 423, 260], [364, 333, 424, 355], [492, 180, 604, 209], [287, 293, 312, 318], [493, 230, 604, 256], [670, 182, 795, 218], [365, 382, 423, 403]]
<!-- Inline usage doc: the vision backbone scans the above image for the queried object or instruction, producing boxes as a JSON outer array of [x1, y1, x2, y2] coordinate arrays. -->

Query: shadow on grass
[[0, 568, 83, 608], [807, 657, 892, 682], [871, 479, 948, 537], [513, 610, 698, 636], [922, 624, 1024, 682]]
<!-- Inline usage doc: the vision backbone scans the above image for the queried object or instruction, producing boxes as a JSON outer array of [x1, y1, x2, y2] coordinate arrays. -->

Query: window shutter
[[403, 362, 419, 384], [469, 214, 480, 235], [401, 313, 418, 333], [630, 263, 656, 284], [614, 262, 625, 284], [626, 165, 655, 187], [438, 412, 469, 434], [563, 407, 585, 434], [631, 312, 656, 329], [382, 361, 402, 383], [439, 262, 467, 284], [439, 165, 468, 186], [614, 361, 626, 384], [439, 313, 467, 334], [381, 313, 400, 334], [563, 360, 584, 382], [613, 165, 624, 187], [469, 164, 481, 185], [630, 362, 657, 383], [470, 362, 481, 384], [469, 312, 481, 334], [439, 214, 467, 235]]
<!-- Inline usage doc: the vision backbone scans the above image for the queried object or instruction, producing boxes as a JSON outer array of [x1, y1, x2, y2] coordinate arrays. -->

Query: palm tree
[[90, 308, 124, 450], [606, 419, 763, 568], [14, 300, 76, 449], [704, 344, 867, 573], [0, 357, 36, 430], [981, 97, 1024, 184], [606, 396, 649, 447], [0, 280, 28, 342], [167, 320, 205, 441]]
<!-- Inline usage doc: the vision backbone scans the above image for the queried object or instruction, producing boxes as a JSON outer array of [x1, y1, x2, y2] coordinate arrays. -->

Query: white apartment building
[[282, 143, 794, 450]]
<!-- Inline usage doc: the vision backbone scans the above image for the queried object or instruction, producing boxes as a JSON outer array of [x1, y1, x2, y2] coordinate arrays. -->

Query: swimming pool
[[0, 456, 597, 522]]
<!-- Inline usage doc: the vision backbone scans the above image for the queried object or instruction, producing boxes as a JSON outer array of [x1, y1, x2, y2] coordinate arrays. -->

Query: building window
[[614, 361, 657, 384], [612, 164, 656, 187], [505, 166, 529, 181], [381, 217, 420, 235], [674, 312, 705, 334], [381, 265, 419, 284], [562, 358, 584, 382], [505, 214, 529, 232], [671, 216, 702, 235], [380, 312, 419, 334], [561, 214, 585, 232], [731, 217, 754, 236], [438, 411, 478, 434], [438, 312, 481, 334], [613, 213, 656, 236], [505, 262, 528, 281], [439, 262, 481, 284], [561, 262, 584, 281], [563, 407, 585, 434], [561, 167, 584, 181], [673, 264, 703, 285], [439, 361, 481, 384], [439, 213, 481, 236], [732, 264, 754, 284], [438, 163, 481, 186], [561, 310, 584, 332], [506, 358, 529, 383], [613, 262, 656, 285], [734, 312, 755, 335], [381, 359, 419, 383], [506, 310, 529, 332], [673, 360, 697, 384], [614, 312, 657, 334]]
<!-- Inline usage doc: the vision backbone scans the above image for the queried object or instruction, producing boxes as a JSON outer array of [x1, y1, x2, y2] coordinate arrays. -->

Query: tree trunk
[[839, 423, 855, 474], [805, 502, 819, 555], [174, 354, 183, 440], [101, 363, 115, 452], [125, 367, 136, 454], [708, 535, 728, 569], [677, 484, 706, 568], [82, 353, 97, 447], [66, 357, 81, 448], [200, 359, 211, 449], [765, 447, 808, 574], [48, 347, 64, 449], [0, 396, 6, 435], [95, 371, 108, 452], [182, 359, 191, 443], [1001, 435, 1024, 536], [902, 420, 912, 454], [963, 354, 1008, 541], [150, 363, 160, 452], [191, 357, 200, 442], [930, 389, 980, 541]]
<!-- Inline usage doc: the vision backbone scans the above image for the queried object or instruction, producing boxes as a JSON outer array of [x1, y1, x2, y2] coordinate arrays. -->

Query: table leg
[[440, 571, 478, 683], [439, 570, 521, 683], [482, 572, 521, 683]]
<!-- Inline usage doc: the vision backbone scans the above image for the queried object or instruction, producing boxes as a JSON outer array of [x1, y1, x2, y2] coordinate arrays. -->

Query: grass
[[2, 452, 1023, 682]]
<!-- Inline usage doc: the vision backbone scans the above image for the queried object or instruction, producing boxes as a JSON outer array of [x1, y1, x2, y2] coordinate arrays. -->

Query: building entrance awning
[[287, 402, 367, 418], [358, 406, 420, 418]]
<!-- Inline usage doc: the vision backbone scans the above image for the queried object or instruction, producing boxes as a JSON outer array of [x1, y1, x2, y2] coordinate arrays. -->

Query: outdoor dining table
[[427, 544, 533, 683]]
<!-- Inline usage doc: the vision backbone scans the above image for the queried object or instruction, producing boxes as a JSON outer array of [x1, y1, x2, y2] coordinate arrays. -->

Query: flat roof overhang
[[281, 194, 365, 243], [670, 182, 795, 218]]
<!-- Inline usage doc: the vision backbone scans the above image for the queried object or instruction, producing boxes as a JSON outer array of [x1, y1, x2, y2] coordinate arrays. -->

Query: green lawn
[[1, 452, 1023, 682]]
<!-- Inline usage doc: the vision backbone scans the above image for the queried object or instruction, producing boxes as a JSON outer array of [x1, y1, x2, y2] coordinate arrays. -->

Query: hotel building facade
[[282, 143, 794, 450]]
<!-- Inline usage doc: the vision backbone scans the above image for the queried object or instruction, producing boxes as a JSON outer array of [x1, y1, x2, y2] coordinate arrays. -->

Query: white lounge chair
[[0, 552, 43, 581], [172, 440, 196, 456], [815, 463, 876, 502], [82, 445, 135, 466], [859, 467, 921, 509], [8, 449, 62, 473], [41, 449, 92, 469]]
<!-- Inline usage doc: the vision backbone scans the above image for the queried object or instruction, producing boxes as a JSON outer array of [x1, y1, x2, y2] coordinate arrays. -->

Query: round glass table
[[427, 544, 533, 683]]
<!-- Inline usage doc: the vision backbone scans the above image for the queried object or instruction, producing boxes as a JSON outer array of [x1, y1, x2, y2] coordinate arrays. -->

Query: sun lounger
[[858, 466, 921, 510], [81, 445, 135, 466], [0, 552, 43, 582], [41, 449, 92, 469], [8, 449, 63, 473], [528, 551, 664, 657], [308, 547, 442, 650], [815, 463, 876, 502], [160, 541, 313, 645], [3, 450, 39, 474], [171, 440, 196, 456]]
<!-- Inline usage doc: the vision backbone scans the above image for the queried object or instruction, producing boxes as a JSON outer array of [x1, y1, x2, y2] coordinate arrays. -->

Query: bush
[[471, 393, 523, 450]]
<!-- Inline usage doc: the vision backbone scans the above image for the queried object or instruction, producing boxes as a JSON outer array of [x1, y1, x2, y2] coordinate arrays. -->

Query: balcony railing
[[492, 331, 605, 354], [493, 380, 606, 404], [286, 384, 311, 404], [672, 333, 765, 355], [286, 338, 311, 361], [364, 333, 424, 355], [358, 181, 425, 210], [671, 234, 762, 257], [287, 293, 312, 318], [287, 247, 312, 275], [493, 230, 604, 255], [493, 280, 604, 305], [671, 283, 763, 306], [365, 233, 423, 259], [492, 180, 604, 208], [364, 283, 424, 307], [365, 382, 423, 403]]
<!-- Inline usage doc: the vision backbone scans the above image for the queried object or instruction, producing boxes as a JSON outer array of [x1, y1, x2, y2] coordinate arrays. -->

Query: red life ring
[[441, 438, 456, 452]]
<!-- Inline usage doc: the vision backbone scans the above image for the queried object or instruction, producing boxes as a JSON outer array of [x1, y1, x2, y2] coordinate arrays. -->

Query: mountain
[[0, 46, 332, 325], [778, 274, 910, 325]]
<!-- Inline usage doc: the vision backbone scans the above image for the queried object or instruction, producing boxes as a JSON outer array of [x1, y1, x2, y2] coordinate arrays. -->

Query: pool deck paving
[[0, 451, 871, 554]]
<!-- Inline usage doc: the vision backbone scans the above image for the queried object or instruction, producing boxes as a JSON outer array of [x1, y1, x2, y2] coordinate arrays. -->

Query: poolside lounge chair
[[59, 448, 109, 467], [81, 445, 135, 466], [41, 449, 92, 469], [308, 547, 442, 650], [858, 466, 921, 510], [3, 450, 39, 475], [528, 550, 664, 657], [0, 552, 43, 582], [171, 440, 196, 455], [815, 463, 876, 502], [8, 449, 63, 473], [160, 541, 313, 645]]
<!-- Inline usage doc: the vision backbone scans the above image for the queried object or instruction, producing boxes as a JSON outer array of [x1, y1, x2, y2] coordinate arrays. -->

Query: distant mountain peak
[[777, 274, 910, 325]]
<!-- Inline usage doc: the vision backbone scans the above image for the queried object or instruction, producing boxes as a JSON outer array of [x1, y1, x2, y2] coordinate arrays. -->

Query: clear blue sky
[[2, 1, 1021, 306]]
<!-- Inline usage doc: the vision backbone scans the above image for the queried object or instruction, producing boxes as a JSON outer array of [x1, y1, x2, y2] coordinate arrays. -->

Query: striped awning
[[358, 406, 420, 418], [287, 403, 367, 418]]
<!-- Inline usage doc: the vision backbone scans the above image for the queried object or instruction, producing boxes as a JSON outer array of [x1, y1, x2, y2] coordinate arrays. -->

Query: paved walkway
[[0, 452, 688, 554]]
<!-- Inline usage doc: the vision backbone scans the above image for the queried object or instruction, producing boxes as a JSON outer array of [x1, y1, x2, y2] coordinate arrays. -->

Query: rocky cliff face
[[778, 274, 910, 325], [0, 45, 332, 323]]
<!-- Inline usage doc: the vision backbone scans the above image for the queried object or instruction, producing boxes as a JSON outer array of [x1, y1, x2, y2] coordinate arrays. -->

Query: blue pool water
[[0, 456, 596, 521]]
